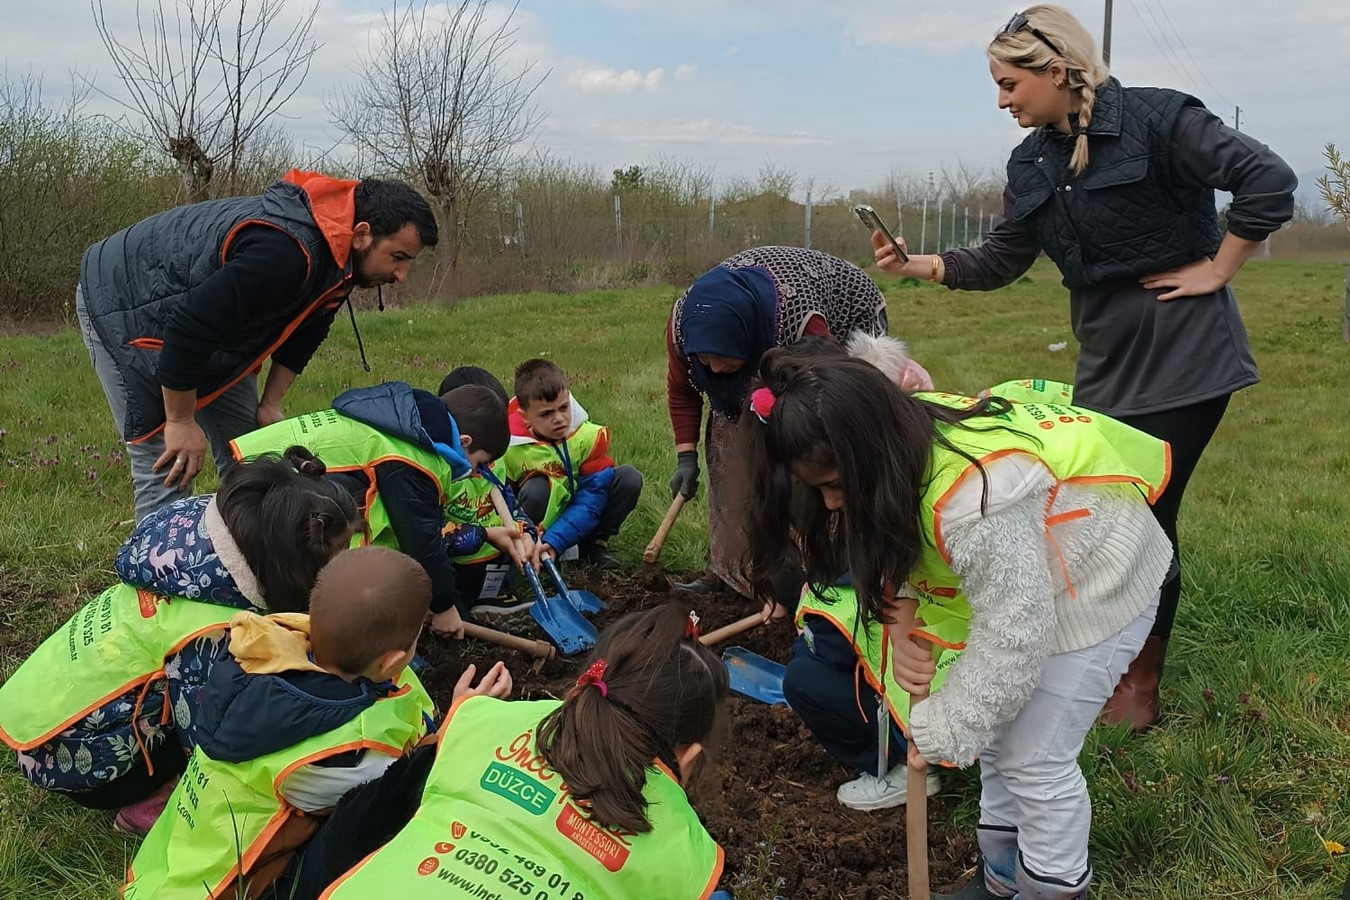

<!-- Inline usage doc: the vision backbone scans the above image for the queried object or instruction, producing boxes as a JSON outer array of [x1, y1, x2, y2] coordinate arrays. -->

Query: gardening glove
[[668, 450, 700, 500]]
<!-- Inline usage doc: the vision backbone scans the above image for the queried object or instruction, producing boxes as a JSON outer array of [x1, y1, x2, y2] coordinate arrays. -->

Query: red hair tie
[[684, 611, 701, 640], [576, 659, 609, 697], [750, 387, 777, 423]]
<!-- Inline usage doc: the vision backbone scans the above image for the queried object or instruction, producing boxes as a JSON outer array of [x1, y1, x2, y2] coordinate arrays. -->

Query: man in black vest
[[76, 171, 438, 522]]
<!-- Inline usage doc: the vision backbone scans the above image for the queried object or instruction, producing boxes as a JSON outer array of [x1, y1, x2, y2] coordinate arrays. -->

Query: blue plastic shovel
[[698, 612, 788, 706], [541, 557, 605, 614], [489, 487, 597, 655], [722, 646, 788, 706], [521, 561, 597, 656]]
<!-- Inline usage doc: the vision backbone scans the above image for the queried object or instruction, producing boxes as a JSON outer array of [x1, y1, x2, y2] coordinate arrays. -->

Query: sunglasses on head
[[1000, 11, 1063, 57]]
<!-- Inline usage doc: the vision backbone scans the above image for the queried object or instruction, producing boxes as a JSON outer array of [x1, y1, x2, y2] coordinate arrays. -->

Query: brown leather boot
[[1100, 636, 1165, 732]]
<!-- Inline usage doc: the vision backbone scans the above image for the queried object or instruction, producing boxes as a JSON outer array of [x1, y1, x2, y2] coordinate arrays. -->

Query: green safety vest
[[231, 409, 461, 549], [322, 697, 724, 900], [444, 460, 508, 565], [502, 422, 607, 532], [983, 378, 1076, 406], [0, 584, 240, 752], [123, 668, 435, 899], [796, 391, 1169, 732]]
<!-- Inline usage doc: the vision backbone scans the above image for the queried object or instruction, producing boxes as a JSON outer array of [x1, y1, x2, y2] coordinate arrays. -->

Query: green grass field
[[1, 259, 1347, 898]]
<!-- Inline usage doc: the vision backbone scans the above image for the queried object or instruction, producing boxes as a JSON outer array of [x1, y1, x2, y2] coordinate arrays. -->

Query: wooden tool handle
[[906, 629, 934, 900], [643, 493, 686, 563], [698, 611, 765, 647], [488, 487, 515, 529], [462, 622, 555, 660], [488, 487, 528, 562]]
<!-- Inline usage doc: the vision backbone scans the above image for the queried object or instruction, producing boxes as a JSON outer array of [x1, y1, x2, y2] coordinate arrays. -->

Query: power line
[[1146, 0, 1232, 105], [1123, 0, 1201, 94], [1133, 0, 1208, 96]]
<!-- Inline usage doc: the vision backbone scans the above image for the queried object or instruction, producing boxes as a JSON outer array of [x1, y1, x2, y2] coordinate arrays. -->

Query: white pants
[[978, 592, 1159, 883]]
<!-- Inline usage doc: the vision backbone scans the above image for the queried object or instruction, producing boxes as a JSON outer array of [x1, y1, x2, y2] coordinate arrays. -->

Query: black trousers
[[516, 465, 643, 545], [782, 615, 908, 776], [1113, 394, 1231, 641]]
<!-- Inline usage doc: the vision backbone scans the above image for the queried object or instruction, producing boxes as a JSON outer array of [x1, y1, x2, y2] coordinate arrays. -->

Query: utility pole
[[1234, 106, 1242, 131], [1102, 0, 1113, 65]]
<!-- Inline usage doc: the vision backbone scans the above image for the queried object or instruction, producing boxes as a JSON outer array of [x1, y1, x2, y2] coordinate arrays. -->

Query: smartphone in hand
[[854, 204, 910, 264]]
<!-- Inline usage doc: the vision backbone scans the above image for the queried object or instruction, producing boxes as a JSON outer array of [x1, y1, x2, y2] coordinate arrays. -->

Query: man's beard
[[350, 245, 381, 288]]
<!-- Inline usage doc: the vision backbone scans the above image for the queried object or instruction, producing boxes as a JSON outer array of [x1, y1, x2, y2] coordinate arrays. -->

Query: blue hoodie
[[327, 382, 472, 614]]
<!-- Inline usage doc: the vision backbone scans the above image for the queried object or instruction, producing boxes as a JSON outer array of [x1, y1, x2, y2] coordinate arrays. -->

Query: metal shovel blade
[[722, 646, 788, 706], [521, 563, 597, 655], [541, 558, 605, 614]]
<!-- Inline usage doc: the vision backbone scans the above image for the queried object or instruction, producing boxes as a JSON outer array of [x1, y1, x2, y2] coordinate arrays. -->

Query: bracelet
[[930, 255, 941, 283]]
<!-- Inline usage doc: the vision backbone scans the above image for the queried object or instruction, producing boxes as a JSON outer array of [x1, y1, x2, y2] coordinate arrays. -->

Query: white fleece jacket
[[907, 452, 1172, 767]]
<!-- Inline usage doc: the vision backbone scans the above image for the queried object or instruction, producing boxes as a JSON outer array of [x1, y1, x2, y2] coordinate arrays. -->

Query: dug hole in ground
[[420, 569, 977, 899]]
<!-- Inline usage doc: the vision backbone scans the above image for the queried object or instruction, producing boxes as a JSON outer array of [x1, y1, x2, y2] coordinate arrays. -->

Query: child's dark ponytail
[[217, 449, 361, 612], [284, 444, 328, 477], [537, 604, 728, 833]]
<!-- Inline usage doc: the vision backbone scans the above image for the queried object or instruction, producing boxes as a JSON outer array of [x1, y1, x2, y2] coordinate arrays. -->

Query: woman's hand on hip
[[1141, 257, 1229, 301]]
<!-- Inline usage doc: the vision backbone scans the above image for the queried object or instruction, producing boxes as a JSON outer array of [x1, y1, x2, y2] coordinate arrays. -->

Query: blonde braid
[[1069, 74, 1096, 176]]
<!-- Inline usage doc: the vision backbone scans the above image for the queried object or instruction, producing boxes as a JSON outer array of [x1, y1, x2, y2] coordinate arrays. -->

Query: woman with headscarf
[[665, 245, 930, 597]]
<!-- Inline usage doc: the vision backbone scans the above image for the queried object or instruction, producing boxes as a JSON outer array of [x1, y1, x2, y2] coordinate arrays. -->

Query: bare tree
[[329, 0, 547, 272], [91, 0, 319, 200]]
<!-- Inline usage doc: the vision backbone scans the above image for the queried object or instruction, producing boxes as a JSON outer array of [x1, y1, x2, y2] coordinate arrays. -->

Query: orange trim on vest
[[0, 621, 232, 751], [931, 448, 1170, 563], [128, 276, 350, 445], [804, 607, 909, 734], [219, 218, 313, 277], [316, 848, 381, 900], [908, 626, 966, 652], [205, 737, 413, 898]]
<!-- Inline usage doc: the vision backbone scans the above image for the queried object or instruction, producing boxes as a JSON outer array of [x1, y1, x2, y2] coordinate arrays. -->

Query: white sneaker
[[836, 765, 941, 811]]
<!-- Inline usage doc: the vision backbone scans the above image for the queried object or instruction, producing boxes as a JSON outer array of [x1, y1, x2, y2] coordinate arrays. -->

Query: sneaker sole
[[470, 602, 538, 635], [112, 815, 150, 837], [836, 774, 942, 811]]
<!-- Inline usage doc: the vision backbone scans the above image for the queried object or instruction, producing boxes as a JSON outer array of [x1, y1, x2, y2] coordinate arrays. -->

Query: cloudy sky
[[4, 0, 1346, 201]]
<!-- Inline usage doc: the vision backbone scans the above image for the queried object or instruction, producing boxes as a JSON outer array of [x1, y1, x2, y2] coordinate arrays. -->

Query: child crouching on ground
[[274, 604, 728, 900], [501, 359, 642, 576], [122, 546, 512, 899]]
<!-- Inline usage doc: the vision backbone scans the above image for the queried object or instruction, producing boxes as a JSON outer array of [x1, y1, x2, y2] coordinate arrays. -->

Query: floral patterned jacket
[[17, 495, 263, 796]]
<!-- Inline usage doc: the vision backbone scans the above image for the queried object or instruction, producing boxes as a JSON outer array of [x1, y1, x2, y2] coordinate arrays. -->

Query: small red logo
[[417, 857, 440, 877], [136, 589, 160, 619], [451, 821, 467, 840], [1077, 415, 1091, 423], [1040, 421, 1054, 430], [434, 842, 455, 854], [556, 806, 631, 872]]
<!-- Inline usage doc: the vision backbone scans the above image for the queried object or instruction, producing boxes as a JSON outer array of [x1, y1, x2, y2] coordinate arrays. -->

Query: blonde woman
[[874, 6, 1296, 742]]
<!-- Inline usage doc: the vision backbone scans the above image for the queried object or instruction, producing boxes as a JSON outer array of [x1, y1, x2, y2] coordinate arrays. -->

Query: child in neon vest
[[122, 546, 514, 899], [740, 350, 1172, 900], [0, 451, 360, 835], [435, 366, 535, 608], [231, 382, 513, 642], [503, 359, 643, 573], [270, 604, 728, 900]]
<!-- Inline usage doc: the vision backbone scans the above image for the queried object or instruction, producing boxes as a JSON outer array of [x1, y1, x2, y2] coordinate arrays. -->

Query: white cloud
[[675, 64, 696, 80], [567, 63, 666, 93], [560, 115, 830, 147]]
